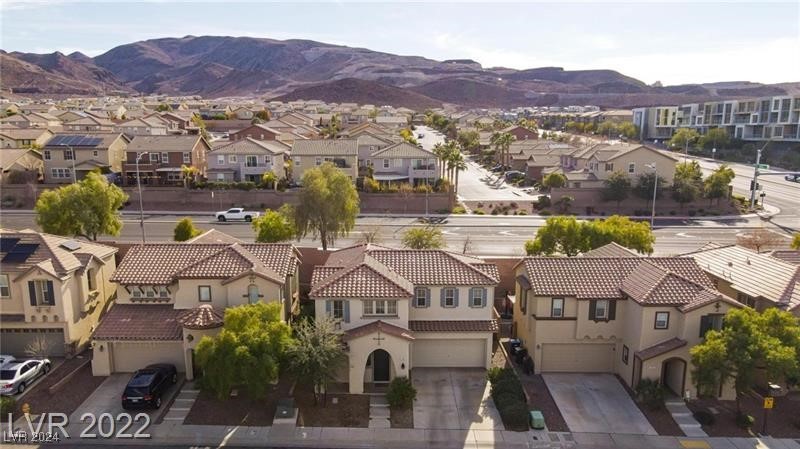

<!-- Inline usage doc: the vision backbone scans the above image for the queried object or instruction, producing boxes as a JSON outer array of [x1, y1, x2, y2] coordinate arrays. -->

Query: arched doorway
[[365, 349, 392, 388], [661, 357, 687, 397]]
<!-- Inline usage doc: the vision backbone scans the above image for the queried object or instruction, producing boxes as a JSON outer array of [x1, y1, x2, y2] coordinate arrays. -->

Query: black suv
[[121, 364, 177, 410]]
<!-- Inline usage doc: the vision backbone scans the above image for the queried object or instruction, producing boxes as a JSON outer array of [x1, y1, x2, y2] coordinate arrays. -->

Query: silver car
[[0, 355, 15, 368], [0, 359, 51, 395]]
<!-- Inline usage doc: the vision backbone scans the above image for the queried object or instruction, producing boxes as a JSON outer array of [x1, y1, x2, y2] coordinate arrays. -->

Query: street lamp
[[69, 145, 76, 183], [135, 152, 149, 244], [645, 163, 658, 229], [749, 139, 772, 210]]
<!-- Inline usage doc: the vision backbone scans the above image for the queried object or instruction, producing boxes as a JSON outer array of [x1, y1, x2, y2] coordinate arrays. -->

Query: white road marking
[[676, 232, 696, 238]]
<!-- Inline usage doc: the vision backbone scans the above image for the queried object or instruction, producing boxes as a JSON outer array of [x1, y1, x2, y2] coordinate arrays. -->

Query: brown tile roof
[[185, 229, 244, 244], [635, 337, 687, 361], [177, 305, 224, 330], [93, 304, 183, 341], [343, 320, 414, 341], [409, 320, 498, 333], [110, 243, 297, 285], [127, 135, 205, 152], [581, 242, 639, 258], [518, 257, 718, 306], [310, 255, 414, 299]]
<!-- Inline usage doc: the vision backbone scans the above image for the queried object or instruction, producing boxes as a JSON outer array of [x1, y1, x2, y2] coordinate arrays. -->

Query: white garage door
[[541, 343, 614, 373], [111, 342, 184, 373], [413, 339, 485, 367]]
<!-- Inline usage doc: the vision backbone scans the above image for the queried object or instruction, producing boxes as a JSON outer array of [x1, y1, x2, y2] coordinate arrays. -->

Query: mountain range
[[2, 35, 798, 109]]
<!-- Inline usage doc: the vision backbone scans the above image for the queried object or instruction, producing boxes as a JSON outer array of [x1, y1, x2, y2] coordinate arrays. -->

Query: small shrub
[[517, 210, 527, 215], [537, 196, 551, 209], [635, 378, 665, 410], [498, 401, 529, 431], [474, 210, 485, 215], [452, 205, 467, 214], [487, 367, 515, 384], [693, 409, 715, 426], [363, 177, 380, 193], [386, 376, 416, 408], [414, 184, 432, 193], [0, 396, 15, 415], [539, 210, 552, 216], [491, 208, 499, 215], [476, 202, 484, 208], [236, 181, 256, 191], [735, 412, 754, 429], [491, 377, 525, 402]]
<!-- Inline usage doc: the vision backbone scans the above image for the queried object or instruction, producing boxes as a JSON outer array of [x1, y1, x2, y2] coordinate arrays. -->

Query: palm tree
[[321, 114, 341, 139], [447, 149, 467, 195], [180, 164, 199, 188], [491, 132, 515, 171], [433, 143, 447, 180]]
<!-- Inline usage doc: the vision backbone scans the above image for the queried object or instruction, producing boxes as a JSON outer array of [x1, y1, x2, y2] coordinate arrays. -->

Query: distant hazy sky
[[1, 1, 798, 85]]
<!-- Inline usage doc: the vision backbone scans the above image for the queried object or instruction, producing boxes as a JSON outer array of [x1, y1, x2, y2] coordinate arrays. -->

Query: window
[[383, 159, 389, 169], [246, 155, 258, 167], [332, 300, 344, 319], [551, 298, 564, 318], [92, 150, 99, 157], [161, 152, 169, 163], [699, 314, 724, 338], [315, 157, 322, 166], [158, 287, 169, 298], [217, 155, 225, 165], [228, 155, 237, 164], [132, 288, 142, 298], [183, 152, 191, 164], [247, 284, 260, 304], [64, 149, 74, 160], [443, 288, 456, 307], [0, 274, 9, 298], [605, 163, 613, 171], [595, 299, 608, 320], [150, 153, 160, 163], [470, 288, 484, 307], [86, 268, 96, 291], [294, 156, 301, 166], [363, 299, 397, 316], [414, 287, 428, 307], [51, 168, 71, 179], [622, 345, 629, 364], [43, 150, 51, 160], [654, 311, 670, 329], [216, 173, 225, 181], [198, 285, 211, 302], [627, 163, 635, 174], [737, 292, 756, 308], [29, 280, 54, 306]]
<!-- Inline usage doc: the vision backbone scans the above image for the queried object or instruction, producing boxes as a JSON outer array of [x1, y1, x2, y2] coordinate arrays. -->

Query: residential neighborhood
[[1, 2, 799, 449]]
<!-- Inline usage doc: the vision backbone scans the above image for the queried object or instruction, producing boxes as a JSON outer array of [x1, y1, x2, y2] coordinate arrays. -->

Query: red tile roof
[[409, 320, 498, 333], [635, 337, 687, 360], [93, 305, 183, 341], [177, 305, 224, 330], [310, 255, 414, 299]]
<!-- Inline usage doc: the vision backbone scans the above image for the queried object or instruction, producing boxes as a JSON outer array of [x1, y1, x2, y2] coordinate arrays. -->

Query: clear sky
[[1, 0, 798, 86]]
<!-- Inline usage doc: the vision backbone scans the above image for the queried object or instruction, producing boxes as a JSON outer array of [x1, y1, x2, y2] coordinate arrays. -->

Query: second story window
[[363, 299, 397, 316], [246, 155, 258, 167], [315, 157, 322, 166], [628, 163, 635, 174], [64, 149, 74, 160], [228, 155, 237, 164], [86, 268, 96, 291], [0, 274, 9, 298], [28, 279, 55, 306], [217, 155, 225, 165], [161, 152, 169, 163], [551, 297, 564, 318], [442, 288, 457, 308], [43, 150, 51, 160], [332, 300, 344, 319], [594, 299, 609, 320], [654, 311, 670, 329], [294, 156, 301, 166], [470, 288, 485, 307], [198, 285, 211, 302], [605, 163, 613, 171], [414, 287, 429, 307], [183, 152, 191, 164], [383, 159, 389, 169]]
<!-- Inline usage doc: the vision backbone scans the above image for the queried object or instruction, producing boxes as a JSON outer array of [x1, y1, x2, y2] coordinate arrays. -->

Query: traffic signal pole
[[749, 140, 771, 210]]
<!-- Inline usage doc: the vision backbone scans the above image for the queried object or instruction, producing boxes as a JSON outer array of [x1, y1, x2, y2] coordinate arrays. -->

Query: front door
[[373, 349, 390, 382]]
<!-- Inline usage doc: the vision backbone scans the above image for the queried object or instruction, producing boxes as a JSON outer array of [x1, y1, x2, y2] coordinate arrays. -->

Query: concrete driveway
[[412, 368, 502, 430], [69, 374, 182, 423], [544, 373, 656, 435]]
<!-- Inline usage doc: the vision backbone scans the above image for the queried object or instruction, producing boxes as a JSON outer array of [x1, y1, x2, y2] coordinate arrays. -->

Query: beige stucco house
[[512, 246, 741, 400], [310, 244, 499, 394], [368, 142, 439, 186], [207, 137, 289, 183], [91, 236, 300, 380], [561, 143, 678, 189], [42, 133, 130, 183], [0, 128, 53, 149], [0, 229, 118, 357], [291, 139, 358, 182]]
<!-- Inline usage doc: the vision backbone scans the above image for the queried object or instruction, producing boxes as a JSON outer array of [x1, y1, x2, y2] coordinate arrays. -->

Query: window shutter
[[28, 281, 36, 306], [608, 300, 616, 320], [468, 288, 476, 308], [481, 288, 488, 307], [520, 290, 526, 313], [425, 288, 431, 307], [325, 300, 332, 317], [588, 300, 596, 320], [344, 301, 350, 323], [440, 288, 445, 307], [699, 315, 712, 338], [454, 288, 460, 307]]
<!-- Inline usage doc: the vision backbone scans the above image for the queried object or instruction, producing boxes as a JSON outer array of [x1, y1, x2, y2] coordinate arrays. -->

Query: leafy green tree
[[792, 233, 800, 250], [565, 121, 584, 133], [402, 226, 445, 249], [596, 121, 617, 138], [524, 216, 588, 256], [667, 128, 700, 152], [191, 114, 210, 141], [540, 172, 567, 191], [173, 217, 202, 242], [584, 215, 655, 255], [691, 308, 800, 414], [602, 171, 632, 208], [633, 172, 666, 201], [457, 130, 481, 153], [320, 114, 341, 139], [255, 109, 271, 121], [399, 128, 418, 145], [261, 171, 278, 190], [156, 103, 172, 112], [294, 162, 359, 250], [616, 122, 639, 140], [252, 205, 296, 243], [195, 302, 292, 400], [524, 215, 655, 256], [286, 317, 345, 405], [671, 161, 703, 209], [698, 128, 730, 150], [703, 164, 735, 205], [35, 171, 128, 240]]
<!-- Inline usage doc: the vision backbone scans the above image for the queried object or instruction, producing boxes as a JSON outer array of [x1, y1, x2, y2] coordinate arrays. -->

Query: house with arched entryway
[[512, 245, 742, 400], [310, 244, 499, 394]]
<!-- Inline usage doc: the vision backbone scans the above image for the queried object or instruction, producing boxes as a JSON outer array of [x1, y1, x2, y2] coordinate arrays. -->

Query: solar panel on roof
[[1, 243, 39, 263], [49, 135, 102, 147], [0, 237, 20, 252], [60, 240, 82, 251]]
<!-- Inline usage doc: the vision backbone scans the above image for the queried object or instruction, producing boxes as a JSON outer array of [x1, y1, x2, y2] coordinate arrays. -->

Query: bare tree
[[359, 226, 381, 244], [462, 235, 474, 254], [25, 335, 53, 358], [736, 228, 784, 252]]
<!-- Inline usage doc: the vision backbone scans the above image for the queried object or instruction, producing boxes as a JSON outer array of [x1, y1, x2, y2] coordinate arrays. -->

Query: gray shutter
[[468, 288, 475, 308], [440, 288, 445, 307], [588, 300, 596, 321], [28, 281, 36, 306], [45, 281, 55, 305], [325, 300, 331, 317], [425, 288, 431, 307], [454, 288, 459, 307], [608, 300, 616, 320], [481, 288, 488, 307], [344, 301, 350, 323]]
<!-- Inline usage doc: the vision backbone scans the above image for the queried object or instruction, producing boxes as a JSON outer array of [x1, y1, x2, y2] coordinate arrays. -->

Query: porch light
[[401, 362, 405, 370]]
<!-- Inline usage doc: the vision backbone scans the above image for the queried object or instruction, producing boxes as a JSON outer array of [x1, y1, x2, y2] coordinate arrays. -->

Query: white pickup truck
[[215, 208, 261, 222]]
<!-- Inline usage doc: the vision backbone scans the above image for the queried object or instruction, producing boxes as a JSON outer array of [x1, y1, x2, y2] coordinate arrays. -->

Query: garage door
[[541, 343, 614, 372], [111, 342, 184, 373], [0, 329, 65, 357], [413, 339, 485, 367]]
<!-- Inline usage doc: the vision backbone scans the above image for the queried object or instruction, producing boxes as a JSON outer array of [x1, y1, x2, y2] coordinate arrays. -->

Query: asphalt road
[[1, 213, 792, 256]]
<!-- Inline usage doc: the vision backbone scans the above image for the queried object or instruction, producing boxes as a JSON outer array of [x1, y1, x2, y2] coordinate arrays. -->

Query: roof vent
[[727, 261, 733, 267], [60, 240, 82, 251], [746, 257, 751, 265]]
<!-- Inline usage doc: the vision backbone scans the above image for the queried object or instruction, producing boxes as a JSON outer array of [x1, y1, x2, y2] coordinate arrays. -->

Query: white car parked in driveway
[[215, 208, 261, 222], [0, 359, 51, 395]]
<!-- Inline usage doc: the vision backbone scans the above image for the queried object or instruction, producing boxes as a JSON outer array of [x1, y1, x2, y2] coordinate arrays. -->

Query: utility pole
[[136, 152, 149, 244], [749, 140, 771, 210]]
